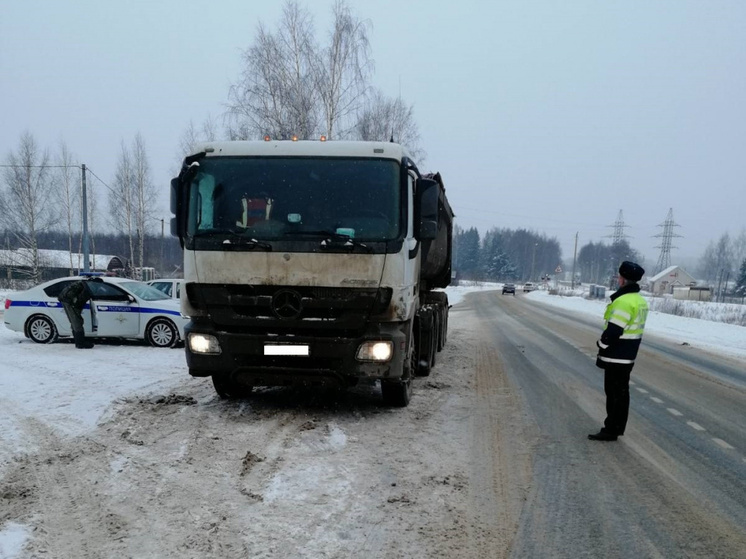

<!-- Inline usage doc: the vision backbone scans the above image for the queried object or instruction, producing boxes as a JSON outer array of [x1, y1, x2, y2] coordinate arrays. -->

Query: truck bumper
[[184, 320, 409, 387]]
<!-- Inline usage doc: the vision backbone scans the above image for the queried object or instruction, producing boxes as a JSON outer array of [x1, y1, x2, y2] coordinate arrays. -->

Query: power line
[[84, 166, 116, 195]]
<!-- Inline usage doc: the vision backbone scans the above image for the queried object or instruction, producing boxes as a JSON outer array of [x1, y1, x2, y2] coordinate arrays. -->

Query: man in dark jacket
[[589, 261, 648, 441], [57, 278, 99, 349]]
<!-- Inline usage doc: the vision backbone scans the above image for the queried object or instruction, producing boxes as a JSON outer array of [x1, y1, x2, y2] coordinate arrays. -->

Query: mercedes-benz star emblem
[[271, 289, 303, 319]]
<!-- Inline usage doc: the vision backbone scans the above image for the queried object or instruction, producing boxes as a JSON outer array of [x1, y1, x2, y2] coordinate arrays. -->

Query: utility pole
[[81, 164, 90, 273], [160, 218, 165, 276], [571, 232, 578, 289]]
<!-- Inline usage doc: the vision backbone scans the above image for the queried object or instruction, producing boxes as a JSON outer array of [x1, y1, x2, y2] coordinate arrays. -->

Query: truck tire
[[382, 329, 415, 407], [212, 374, 253, 399], [414, 310, 434, 377], [424, 292, 449, 351], [440, 306, 449, 349]]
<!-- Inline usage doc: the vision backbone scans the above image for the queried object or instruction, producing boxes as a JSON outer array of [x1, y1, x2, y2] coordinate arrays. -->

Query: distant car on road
[[3, 275, 188, 347], [147, 279, 185, 300], [523, 282, 537, 292], [502, 283, 516, 295]]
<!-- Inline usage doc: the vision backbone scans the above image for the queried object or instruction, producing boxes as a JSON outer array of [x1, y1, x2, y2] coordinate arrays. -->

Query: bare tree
[[698, 232, 735, 282], [174, 116, 220, 174], [54, 140, 80, 272], [732, 228, 746, 270], [315, 0, 372, 139], [110, 140, 136, 274], [131, 133, 157, 273], [227, 1, 319, 140], [353, 89, 425, 160], [179, 116, 219, 156], [0, 132, 57, 282]]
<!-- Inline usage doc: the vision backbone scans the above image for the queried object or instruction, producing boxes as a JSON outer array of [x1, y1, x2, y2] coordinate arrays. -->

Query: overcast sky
[[2, 0, 744, 264]]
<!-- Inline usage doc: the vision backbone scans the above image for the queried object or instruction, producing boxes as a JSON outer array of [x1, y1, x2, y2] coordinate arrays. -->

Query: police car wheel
[[146, 318, 178, 348], [26, 315, 59, 344]]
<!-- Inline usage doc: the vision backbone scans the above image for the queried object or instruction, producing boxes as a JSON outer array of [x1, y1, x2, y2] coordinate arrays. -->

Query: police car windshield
[[120, 281, 171, 301]]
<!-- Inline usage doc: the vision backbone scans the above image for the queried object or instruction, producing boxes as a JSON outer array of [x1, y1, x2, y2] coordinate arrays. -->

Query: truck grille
[[187, 284, 391, 337]]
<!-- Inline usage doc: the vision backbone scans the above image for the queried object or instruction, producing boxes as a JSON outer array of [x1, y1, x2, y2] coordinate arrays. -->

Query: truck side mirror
[[414, 177, 439, 241], [170, 178, 179, 215], [170, 177, 186, 243]]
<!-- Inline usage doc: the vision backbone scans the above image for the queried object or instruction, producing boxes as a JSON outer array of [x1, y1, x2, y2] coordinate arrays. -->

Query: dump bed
[[419, 172, 453, 289]]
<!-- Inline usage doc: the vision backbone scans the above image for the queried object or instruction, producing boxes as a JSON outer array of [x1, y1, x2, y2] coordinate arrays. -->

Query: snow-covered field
[[449, 282, 746, 359], [0, 282, 744, 555]]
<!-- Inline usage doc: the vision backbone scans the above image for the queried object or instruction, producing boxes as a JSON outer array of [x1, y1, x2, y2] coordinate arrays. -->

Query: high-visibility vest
[[597, 292, 648, 365], [236, 197, 273, 227]]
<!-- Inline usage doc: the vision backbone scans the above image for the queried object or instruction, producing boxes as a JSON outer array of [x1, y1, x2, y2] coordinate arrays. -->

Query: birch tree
[[315, 0, 372, 139], [110, 134, 158, 275], [132, 133, 158, 272], [227, 1, 318, 140], [178, 116, 219, 157], [54, 140, 80, 272], [353, 89, 425, 160], [175, 116, 219, 175], [0, 132, 56, 282], [110, 140, 136, 274]]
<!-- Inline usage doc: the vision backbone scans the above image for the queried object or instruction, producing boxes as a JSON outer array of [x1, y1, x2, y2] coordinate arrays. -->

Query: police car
[[147, 279, 185, 300], [3, 275, 189, 348]]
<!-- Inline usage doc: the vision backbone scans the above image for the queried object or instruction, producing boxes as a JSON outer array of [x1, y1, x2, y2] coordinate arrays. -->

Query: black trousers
[[62, 302, 85, 335], [603, 363, 634, 436]]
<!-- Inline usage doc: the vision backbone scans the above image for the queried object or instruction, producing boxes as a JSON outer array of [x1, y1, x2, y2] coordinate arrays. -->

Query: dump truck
[[170, 140, 453, 406]]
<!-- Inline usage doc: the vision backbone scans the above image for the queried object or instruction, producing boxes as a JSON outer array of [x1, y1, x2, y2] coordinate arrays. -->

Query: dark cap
[[619, 261, 645, 282]]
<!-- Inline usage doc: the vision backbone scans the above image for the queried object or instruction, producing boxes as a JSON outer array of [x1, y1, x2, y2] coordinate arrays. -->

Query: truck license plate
[[264, 344, 310, 356]]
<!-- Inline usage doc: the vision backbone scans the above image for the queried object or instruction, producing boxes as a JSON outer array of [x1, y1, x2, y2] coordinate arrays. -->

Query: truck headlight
[[188, 333, 221, 354], [356, 341, 393, 362]]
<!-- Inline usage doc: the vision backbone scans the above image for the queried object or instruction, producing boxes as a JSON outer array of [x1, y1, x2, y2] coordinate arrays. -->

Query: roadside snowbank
[[525, 289, 746, 359]]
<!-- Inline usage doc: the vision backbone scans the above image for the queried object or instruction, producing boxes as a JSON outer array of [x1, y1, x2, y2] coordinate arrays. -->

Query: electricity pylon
[[653, 208, 682, 274], [606, 210, 630, 244]]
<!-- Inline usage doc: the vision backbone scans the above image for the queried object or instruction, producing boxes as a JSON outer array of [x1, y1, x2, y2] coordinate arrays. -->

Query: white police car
[[3, 275, 189, 348], [147, 278, 185, 300]]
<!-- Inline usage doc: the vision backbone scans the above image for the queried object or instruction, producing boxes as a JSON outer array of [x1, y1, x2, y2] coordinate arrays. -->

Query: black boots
[[73, 330, 94, 349], [588, 429, 618, 441]]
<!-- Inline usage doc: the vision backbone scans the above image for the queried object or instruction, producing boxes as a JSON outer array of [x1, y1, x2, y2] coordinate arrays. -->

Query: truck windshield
[[186, 157, 401, 242]]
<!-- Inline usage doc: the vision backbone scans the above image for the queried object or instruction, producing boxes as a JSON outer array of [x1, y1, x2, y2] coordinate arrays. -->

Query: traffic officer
[[57, 277, 100, 349], [589, 260, 648, 441]]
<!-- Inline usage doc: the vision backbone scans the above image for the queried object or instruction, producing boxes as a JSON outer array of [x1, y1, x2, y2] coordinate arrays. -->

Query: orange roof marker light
[[292, 135, 299, 142], [320, 135, 327, 142], [263, 135, 271, 142]]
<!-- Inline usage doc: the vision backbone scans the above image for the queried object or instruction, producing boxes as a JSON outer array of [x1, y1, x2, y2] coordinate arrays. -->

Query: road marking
[[635, 387, 649, 394], [650, 397, 663, 403], [712, 438, 734, 450], [667, 408, 683, 417], [687, 421, 706, 431]]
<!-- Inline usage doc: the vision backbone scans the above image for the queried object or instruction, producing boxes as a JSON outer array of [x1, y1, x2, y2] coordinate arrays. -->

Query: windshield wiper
[[283, 230, 371, 252], [221, 233, 272, 251]]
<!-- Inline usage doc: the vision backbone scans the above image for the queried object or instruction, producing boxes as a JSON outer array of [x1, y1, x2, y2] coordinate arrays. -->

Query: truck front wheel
[[212, 374, 253, 399]]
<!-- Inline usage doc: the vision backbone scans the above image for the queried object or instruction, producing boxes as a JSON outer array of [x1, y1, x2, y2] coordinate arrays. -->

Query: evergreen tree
[[482, 229, 517, 280], [454, 226, 481, 279], [735, 258, 746, 296]]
